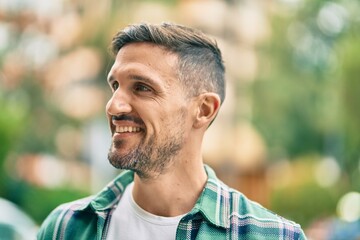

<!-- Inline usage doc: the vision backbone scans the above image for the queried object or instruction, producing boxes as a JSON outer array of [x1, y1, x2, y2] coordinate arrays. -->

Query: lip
[[113, 131, 141, 138]]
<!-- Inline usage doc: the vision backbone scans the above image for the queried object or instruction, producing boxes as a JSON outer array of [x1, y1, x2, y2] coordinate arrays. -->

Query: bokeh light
[[317, 2, 348, 36], [314, 156, 341, 188], [337, 192, 360, 222]]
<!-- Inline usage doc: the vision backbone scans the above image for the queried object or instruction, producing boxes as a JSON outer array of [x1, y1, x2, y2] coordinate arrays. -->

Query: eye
[[111, 82, 119, 91], [134, 83, 151, 92]]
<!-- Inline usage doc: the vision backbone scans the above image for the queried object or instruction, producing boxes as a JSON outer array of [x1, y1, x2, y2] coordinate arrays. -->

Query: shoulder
[[203, 165, 306, 239], [226, 185, 306, 239], [37, 196, 94, 240], [37, 170, 135, 239]]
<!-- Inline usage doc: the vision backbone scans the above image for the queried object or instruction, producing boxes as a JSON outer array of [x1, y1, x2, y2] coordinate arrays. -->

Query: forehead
[[108, 42, 179, 85]]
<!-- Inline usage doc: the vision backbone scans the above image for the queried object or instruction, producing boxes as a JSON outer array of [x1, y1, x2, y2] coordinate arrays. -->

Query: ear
[[193, 93, 221, 129]]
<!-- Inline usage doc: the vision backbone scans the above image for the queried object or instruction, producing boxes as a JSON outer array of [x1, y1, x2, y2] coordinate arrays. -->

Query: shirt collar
[[192, 165, 230, 228], [77, 165, 230, 228], [76, 170, 134, 212]]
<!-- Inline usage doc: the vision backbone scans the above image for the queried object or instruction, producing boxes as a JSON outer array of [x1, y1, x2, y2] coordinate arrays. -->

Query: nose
[[106, 90, 132, 117]]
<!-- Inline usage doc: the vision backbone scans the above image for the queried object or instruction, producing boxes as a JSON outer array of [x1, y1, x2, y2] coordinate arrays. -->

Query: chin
[[108, 144, 139, 170], [108, 152, 133, 170]]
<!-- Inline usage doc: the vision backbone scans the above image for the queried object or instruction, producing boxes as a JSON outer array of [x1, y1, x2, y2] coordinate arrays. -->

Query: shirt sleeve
[[298, 227, 308, 240], [37, 206, 65, 240]]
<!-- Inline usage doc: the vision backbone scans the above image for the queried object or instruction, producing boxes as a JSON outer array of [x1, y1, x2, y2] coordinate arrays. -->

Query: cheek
[[166, 107, 188, 128], [143, 110, 168, 134]]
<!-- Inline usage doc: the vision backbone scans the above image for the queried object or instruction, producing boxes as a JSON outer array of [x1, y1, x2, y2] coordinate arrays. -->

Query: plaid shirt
[[37, 165, 306, 240]]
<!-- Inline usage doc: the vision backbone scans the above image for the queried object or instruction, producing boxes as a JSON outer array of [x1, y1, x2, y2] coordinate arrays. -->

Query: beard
[[107, 110, 187, 179]]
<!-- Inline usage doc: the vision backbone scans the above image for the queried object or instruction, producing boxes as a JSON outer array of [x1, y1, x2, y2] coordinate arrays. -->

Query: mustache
[[112, 115, 144, 125]]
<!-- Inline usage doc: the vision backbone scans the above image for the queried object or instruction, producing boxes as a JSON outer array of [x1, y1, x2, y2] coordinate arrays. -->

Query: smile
[[115, 126, 141, 133]]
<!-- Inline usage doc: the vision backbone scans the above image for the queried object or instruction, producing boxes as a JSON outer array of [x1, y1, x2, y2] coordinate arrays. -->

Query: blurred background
[[0, 0, 359, 239]]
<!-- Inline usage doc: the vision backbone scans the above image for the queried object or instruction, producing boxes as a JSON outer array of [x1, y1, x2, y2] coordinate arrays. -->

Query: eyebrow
[[107, 73, 160, 87], [129, 74, 158, 85]]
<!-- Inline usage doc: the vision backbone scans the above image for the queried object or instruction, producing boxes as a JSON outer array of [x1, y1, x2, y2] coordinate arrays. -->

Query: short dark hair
[[111, 22, 225, 104]]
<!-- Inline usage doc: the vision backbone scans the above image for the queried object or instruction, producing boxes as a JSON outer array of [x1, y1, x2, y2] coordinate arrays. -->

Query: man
[[37, 22, 307, 239]]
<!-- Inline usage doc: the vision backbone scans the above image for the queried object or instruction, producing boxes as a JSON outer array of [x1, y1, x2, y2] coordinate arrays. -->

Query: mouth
[[115, 126, 142, 133]]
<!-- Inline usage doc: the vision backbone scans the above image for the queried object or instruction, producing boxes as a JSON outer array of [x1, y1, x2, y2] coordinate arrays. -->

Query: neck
[[132, 158, 207, 217]]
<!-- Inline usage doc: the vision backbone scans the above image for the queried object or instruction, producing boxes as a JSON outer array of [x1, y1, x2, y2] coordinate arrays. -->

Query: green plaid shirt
[[37, 165, 306, 240]]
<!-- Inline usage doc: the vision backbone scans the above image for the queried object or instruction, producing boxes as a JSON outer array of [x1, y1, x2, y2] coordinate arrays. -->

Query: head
[[107, 22, 226, 178], [111, 22, 225, 105]]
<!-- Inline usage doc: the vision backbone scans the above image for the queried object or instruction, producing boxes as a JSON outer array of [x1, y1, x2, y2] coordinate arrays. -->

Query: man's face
[[106, 42, 192, 179]]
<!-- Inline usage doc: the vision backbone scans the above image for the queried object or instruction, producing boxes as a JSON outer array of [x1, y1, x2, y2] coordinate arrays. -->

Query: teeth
[[116, 126, 141, 133]]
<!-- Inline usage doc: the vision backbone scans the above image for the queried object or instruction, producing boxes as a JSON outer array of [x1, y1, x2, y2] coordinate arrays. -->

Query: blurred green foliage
[[0, 90, 26, 197], [269, 157, 345, 227], [339, 33, 360, 191], [6, 180, 88, 224], [0, 88, 89, 224], [272, 182, 339, 227], [252, 0, 360, 193]]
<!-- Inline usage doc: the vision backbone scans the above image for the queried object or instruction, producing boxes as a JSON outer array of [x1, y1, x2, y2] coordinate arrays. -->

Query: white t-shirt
[[106, 182, 186, 240]]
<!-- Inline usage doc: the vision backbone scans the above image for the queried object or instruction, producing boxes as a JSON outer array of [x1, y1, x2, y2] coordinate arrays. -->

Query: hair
[[110, 22, 225, 105]]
